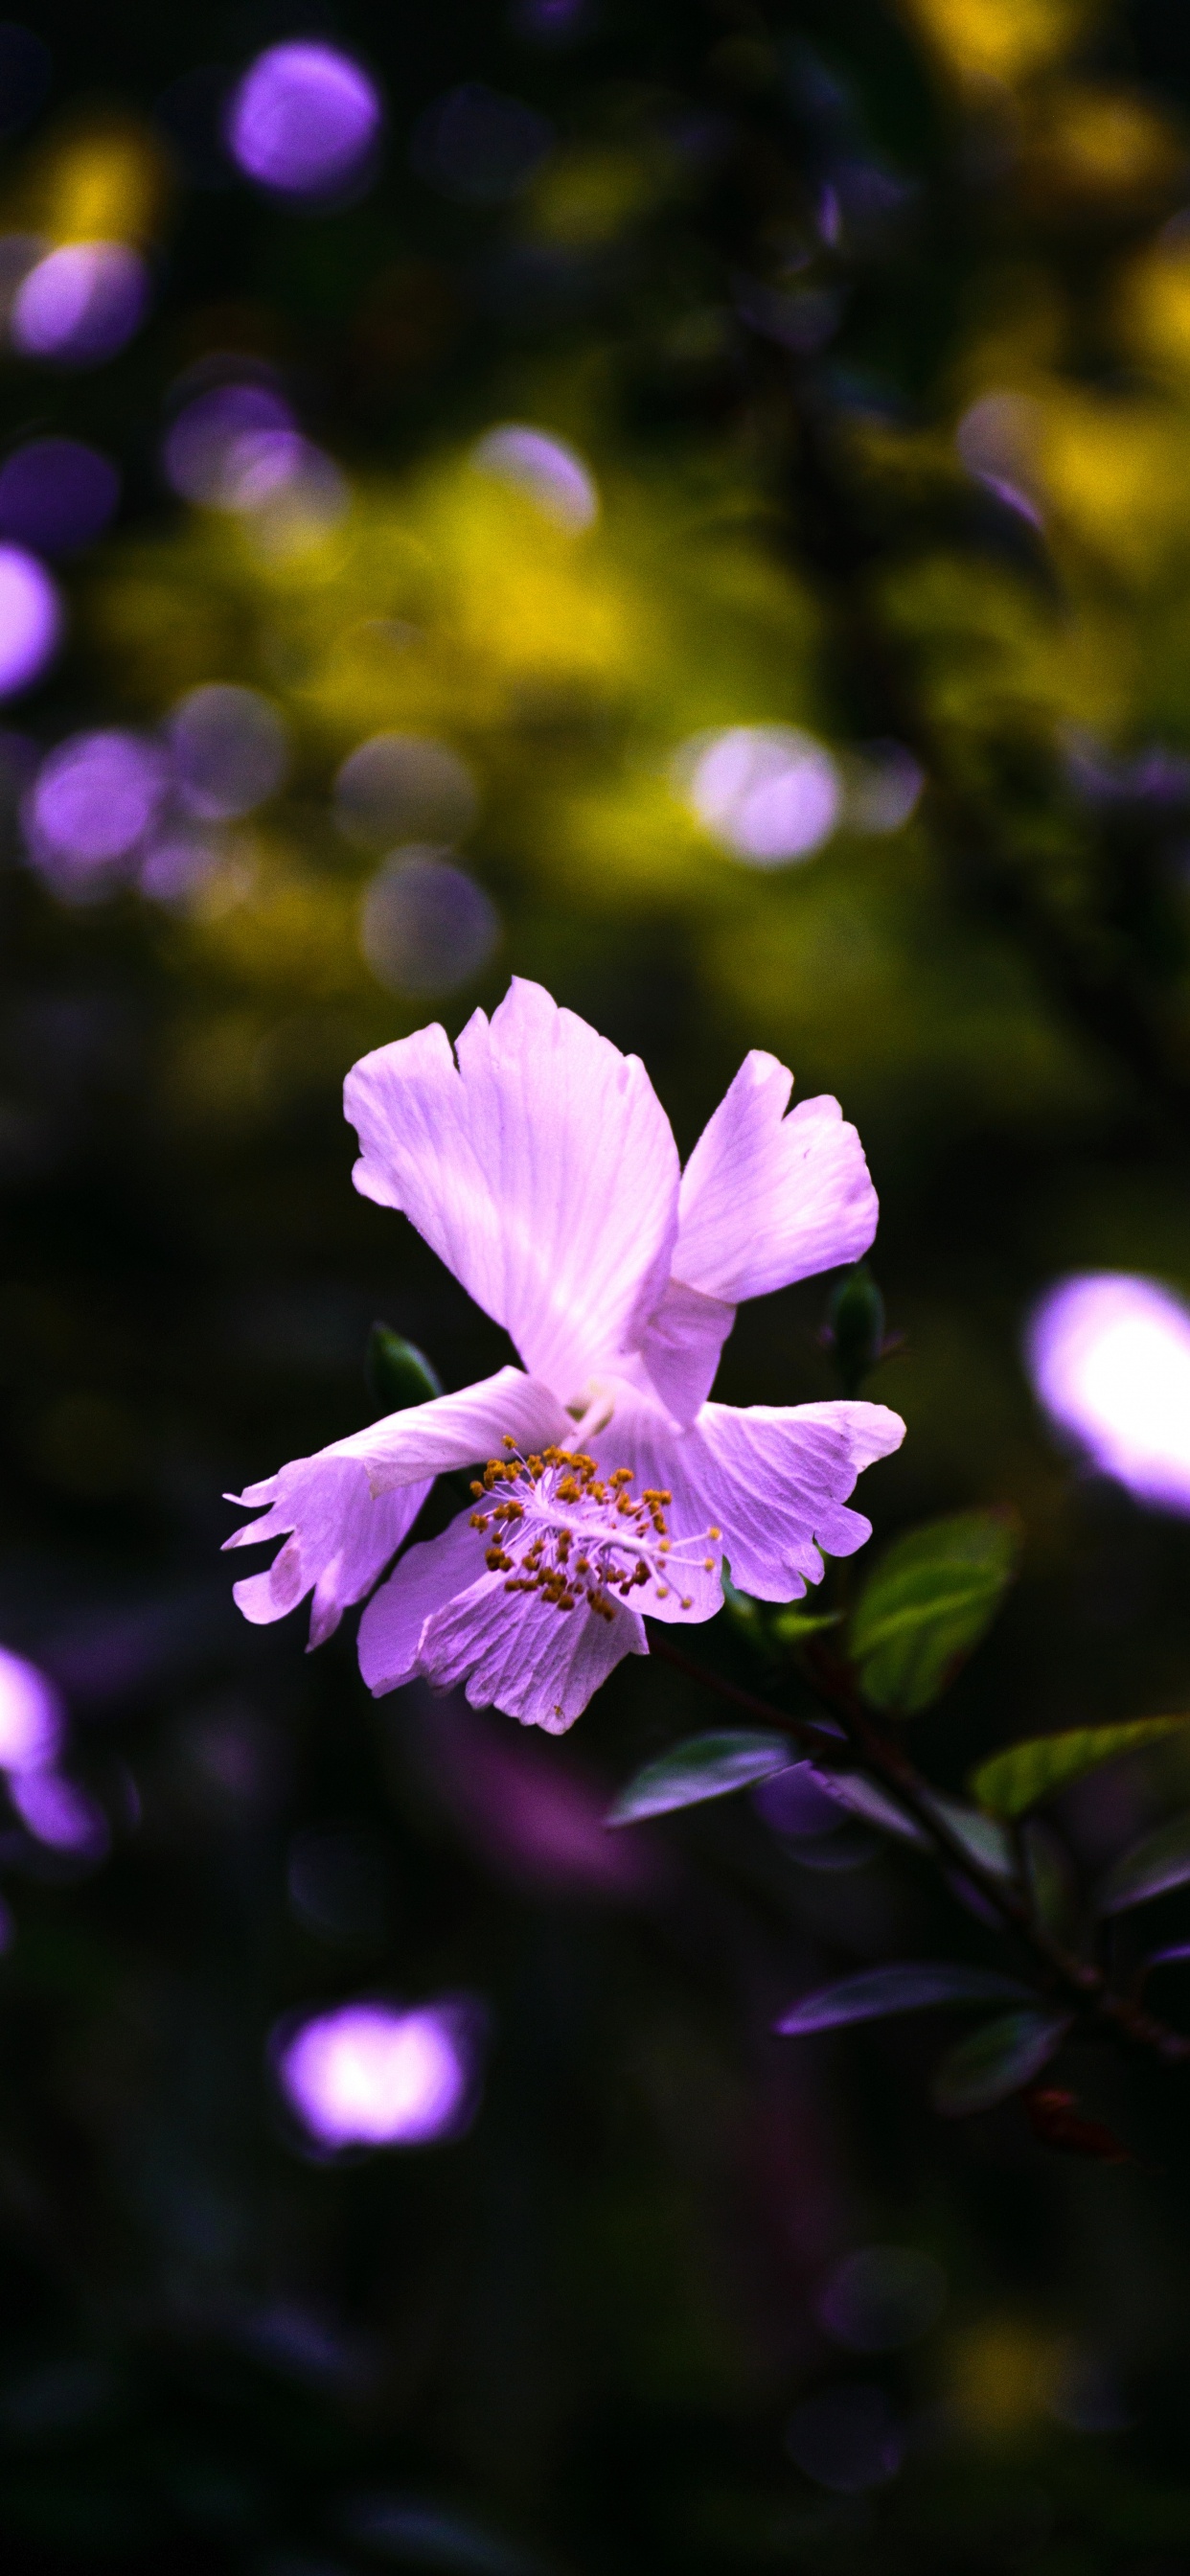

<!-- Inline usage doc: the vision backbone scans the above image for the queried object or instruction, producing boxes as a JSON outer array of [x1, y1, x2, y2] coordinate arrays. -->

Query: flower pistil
[[469, 1441, 721, 1622]]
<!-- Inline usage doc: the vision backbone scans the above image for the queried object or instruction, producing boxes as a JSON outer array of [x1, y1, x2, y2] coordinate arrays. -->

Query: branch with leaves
[[606, 1276, 1190, 2134]]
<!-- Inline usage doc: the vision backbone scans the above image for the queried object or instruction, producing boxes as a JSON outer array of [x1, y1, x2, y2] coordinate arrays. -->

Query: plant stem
[[651, 1631, 1190, 2068]]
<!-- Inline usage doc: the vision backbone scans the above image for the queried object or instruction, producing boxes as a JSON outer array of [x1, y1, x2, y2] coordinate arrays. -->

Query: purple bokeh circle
[[0, 546, 60, 695], [11, 241, 149, 365], [0, 1646, 63, 1773], [0, 438, 120, 554], [1026, 1271, 1190, 1513], [277, 2001, 474, 2150], [29, 730, 168, 864], [227, 42, 382, 196]]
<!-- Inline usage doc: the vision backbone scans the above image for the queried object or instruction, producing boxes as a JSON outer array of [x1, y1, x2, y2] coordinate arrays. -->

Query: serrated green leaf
[[971, 1718, 1190, 1820], [931, 2010, 1070, 2117], [1096, 1808, 1190, 1916], [775, 1962, 1030, 2034], [606, 1730, 791, 1826], [848, 1510, 1021, 1715]]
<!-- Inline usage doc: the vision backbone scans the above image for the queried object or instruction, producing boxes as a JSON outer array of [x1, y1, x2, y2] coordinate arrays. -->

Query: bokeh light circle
[[9, 1769, 108, 1857], [277, 2001, 474, 2149], [817, 2246, 947, 2353], [0, 545, 60, 695], [0, 1646, 63, 1773], [679, 724, 842, 865], [11, 241, 149, 365], [227, 42, 382, 196], [163, 383, 295, 509], [471, 425, 598, 530], [1026, 1272, 1190, 1513], [334, 733, 478, 850], [29, 730, 168, 866], [360, 850, 499, 997], [0, 438, 119, 555], [169, 683, 289, 818]]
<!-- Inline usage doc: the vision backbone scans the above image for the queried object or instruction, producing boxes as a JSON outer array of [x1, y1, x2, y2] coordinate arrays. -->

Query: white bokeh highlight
[[0, 545, 60, 695], [276, 2000, 477, 2150], [678, 723, 842, 865], [1027, 1272, 1190, 1512], [0, 1647, 63, 1773]]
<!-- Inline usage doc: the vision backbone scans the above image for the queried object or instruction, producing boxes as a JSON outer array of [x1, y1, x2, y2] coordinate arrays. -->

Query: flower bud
[[364, 1324, 443, 1414], [825, 1263, 886, 1396]]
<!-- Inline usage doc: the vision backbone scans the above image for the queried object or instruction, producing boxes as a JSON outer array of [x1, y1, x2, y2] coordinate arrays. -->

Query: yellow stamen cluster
[[467, 1442, 721, 1623]]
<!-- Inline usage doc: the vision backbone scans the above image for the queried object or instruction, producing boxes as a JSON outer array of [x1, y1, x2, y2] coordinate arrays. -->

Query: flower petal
[[595, 1394, 904, 1606], [637, 1276, 736, 1423], [344, 978, 680, 1405], [418, 1573, 648, 1734], [226, 1366, 568, 1644], [357, 1508, 483, 1695], [672, 1052, 878, 1303], [230, 1459, 429, 1647]]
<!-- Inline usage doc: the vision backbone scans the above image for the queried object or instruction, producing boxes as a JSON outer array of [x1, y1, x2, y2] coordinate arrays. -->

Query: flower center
[[469, 1440, 721, 1621]]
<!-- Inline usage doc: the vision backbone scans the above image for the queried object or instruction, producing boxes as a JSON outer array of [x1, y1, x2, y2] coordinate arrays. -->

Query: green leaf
[[775, 1962, 1030, 2035], [1021, 1818, 1081, 1946], [971, 1718, 1190, 1820], [721, 1580, 839, 1652], [931, 2009, 1069, 2117], [365, 1323, 444, 1414], [926, 1792, 1016, 1882], [809, 1767, 928, 1846], [1096, 1808, 1190, 1916], [826, 1261, 886, 1396], [848, 1510, 1021, 1715], [606, 1731, 792, 1826], [768, 1606, 843, 1645]]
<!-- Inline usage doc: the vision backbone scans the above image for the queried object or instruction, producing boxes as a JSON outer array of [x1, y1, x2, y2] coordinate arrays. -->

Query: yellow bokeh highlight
[[1039, 391, 1190, 578], [1120, 233, 1190, 380], [900, 0, 1099, 87], [527, 147, 660, 247], [1020, 83, 1186, 205], [947, 2319, 1070, 2441], [19, 118, 172, 244]]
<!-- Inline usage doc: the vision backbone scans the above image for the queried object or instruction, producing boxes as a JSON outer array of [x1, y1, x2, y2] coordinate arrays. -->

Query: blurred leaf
[[1021, 1817, 1082, 1946], [848, 1511, 1021, 1714], [808, 1766, 929, 1844], [769, 1606, 844, 1645], [606, 1731, 791, 1825], [927, 1791, 1017, 1881], [722, 1581, 839, 1651], [365, 1325, 444, 1415], [971, 1718, 1190, 1819], [931, 2011, 1070, 2118], [825, 1261, 886, 1396], [340, 2492, 550, 2572], [1096, 1808, 1190, 1915], [775, 1963, 1030, 2035]]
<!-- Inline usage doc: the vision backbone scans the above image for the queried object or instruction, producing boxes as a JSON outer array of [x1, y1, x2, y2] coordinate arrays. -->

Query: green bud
[[825, 1262, 886, 1397], [364, 1323, 443, 1415]]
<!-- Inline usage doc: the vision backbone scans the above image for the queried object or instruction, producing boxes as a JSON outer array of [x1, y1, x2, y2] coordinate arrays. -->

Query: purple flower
[[225, 981, 903, 1730]]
